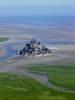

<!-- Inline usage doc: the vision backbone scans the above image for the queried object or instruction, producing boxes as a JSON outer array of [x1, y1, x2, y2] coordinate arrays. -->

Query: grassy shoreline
[[0, 65, 75, 99], [0, 37, 9, 42], [0, 72, 74, 100], [26, 64, 75, 91]]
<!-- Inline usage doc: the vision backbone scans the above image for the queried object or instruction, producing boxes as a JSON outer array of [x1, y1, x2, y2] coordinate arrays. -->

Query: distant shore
[[0, 37, 9, 42]]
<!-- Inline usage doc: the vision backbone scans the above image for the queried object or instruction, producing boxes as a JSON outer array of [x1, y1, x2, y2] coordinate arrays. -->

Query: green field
[[0, 72, 75, 100], [0, 37, 9, 42], [26, 65, 75, 91]]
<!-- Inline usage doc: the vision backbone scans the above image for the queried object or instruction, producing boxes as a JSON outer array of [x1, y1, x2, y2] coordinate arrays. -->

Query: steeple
[[30, 37, 39, 48]]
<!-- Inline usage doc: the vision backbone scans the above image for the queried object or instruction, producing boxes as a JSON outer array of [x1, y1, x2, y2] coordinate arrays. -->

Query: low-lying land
[[0, 72, 75, 100], [26, 64, 75, 91], [0, 37, 8, 42]]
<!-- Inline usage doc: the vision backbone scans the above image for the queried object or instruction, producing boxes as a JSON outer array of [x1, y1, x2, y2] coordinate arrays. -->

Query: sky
[[0, 0, 75, 16]]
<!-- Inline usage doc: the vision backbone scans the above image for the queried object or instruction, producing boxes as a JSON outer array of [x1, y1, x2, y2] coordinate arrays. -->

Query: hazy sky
[[0, 0, 75, 16]]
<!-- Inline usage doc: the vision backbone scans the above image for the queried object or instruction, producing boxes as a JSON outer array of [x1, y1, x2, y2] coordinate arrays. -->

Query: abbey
[[18, 38, 52, 56]]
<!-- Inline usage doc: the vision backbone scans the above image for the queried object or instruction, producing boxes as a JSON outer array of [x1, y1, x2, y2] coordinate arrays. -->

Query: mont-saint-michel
[[0, 0, 75, 100]]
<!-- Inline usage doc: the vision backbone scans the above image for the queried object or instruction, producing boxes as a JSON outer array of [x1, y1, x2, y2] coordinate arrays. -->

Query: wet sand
[[0, 24, 75, 64], [0, 25, 75, 93], [0, 48, 6, 56], [0, 44, 74, 93], [0, 24, 75, 40]]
